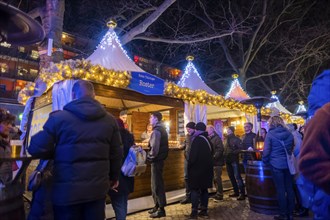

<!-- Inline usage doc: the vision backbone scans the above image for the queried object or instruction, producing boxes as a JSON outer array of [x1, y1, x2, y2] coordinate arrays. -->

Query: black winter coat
[[109, 128, 135, 195], [188, 131, 213, 189], [29, 97, 123, 206]]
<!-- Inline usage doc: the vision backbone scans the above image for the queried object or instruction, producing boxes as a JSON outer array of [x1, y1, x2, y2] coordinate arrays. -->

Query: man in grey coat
[[207, 125, 225, 201], [28, 80, 123, 220], [180, 121, 195, 204]]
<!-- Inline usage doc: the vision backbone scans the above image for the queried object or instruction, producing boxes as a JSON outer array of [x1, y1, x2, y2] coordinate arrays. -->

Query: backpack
[[121, 146, 147, 177]]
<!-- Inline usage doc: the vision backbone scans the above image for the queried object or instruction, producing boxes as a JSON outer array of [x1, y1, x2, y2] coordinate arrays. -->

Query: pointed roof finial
[[186, 55, 194, 61], [107, 19, 117, 29], [271, 90, 277, 95], [232, 73, 239, 79]]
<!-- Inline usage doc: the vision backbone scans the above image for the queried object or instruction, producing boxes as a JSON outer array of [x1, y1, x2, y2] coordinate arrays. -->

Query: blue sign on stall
[[128, 71, 165, 95]]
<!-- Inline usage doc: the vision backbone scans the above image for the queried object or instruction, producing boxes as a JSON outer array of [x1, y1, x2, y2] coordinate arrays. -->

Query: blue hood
[[64, 96, 106, 121], [308, 69, 330, 117]]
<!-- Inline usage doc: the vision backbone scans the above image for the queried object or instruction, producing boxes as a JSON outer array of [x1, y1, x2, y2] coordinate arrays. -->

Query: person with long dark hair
[[109, 118, 135, 220]]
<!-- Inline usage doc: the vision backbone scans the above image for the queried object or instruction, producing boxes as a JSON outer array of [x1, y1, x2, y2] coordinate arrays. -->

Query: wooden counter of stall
[[26, 82, 186, 205], [128, 143, 185, 199]]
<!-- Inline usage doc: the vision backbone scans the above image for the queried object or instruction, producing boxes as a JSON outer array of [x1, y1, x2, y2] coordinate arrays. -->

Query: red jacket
[[299, 102, 330, 194]]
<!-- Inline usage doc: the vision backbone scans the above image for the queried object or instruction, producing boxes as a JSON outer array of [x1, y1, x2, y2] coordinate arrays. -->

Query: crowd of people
[[0, 70, 329, 220]]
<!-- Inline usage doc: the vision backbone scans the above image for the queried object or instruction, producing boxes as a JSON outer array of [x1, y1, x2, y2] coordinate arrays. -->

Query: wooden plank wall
[[131, 111, 150, 142], [129, 149, 185, 199]]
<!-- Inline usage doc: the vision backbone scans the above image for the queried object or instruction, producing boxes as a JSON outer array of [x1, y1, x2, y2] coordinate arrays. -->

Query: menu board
[[28, 104, 52, 146], [177, 110, 185, 136]]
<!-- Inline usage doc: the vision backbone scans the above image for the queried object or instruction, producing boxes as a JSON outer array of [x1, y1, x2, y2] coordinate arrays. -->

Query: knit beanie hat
[[308, 69, 330, 117], [195, 122, 206, 131], [186, 122, 196, 129], [228, 126, 235, 133]]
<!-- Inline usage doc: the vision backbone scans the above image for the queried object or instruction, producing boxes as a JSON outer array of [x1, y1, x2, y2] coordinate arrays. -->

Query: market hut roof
[[87, 26, 145, 73], [177, 56, 218, 95], [266, 91, 292, 115], [225, 74, 250, 101]]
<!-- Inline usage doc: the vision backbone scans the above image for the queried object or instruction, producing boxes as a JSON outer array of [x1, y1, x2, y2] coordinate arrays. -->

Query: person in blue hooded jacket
[[28, 80, 123, 220], [263, 116, 294, 220]]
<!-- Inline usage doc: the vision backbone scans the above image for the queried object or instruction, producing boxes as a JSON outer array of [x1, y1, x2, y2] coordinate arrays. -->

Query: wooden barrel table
[[245, 160, 279, 215], [0, 182, 25, 220], [0, 156, 34, 220]]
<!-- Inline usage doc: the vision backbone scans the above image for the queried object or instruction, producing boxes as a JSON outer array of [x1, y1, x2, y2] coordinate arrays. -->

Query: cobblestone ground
[[125, 191, 313, 220]]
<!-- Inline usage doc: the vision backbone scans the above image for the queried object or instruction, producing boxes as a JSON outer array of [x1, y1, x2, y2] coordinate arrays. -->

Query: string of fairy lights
[[18, 59, 131, 104], [177, 56, 203, 87], [225, 73, 249, 99], [17, 20, 304, 124]]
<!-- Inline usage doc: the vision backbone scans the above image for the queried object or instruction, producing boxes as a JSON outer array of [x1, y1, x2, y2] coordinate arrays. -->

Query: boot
[[148, 206, 159, 214], [198, 209, 209, 218], [180, 197, 191, 204], [150, 208, 166, 218], [237, 194, 245, 200], [229, 192, 239, 197]]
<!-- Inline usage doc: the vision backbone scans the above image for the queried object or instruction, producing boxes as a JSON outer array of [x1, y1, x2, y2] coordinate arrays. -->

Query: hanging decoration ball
[[107, 19, 117, 29], [186, 55, 194, 61]]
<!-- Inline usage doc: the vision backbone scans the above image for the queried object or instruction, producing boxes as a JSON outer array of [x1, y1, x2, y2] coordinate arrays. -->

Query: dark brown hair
[[0, 108, 16, 124]]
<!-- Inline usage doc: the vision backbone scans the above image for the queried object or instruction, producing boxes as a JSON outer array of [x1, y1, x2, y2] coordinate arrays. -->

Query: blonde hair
[[268, 116, 287, 129]]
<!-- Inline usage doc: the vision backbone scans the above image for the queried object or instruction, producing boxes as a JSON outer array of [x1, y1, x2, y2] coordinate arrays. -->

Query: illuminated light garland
[[17, 59, 132, 104], [177, 56, 203, 87], [17, 82, 35, 104], [225, 74, 250, 100], [164, 82, 299, 121], [96, 21, 133, 62]]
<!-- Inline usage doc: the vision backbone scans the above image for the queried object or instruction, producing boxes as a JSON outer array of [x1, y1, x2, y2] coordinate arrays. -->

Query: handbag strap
[[39, 160, 49, 172], [199, 135, 212, 152]]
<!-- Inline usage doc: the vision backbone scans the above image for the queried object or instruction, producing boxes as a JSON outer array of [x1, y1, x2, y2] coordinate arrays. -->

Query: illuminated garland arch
[[18, 59, 131, 104]]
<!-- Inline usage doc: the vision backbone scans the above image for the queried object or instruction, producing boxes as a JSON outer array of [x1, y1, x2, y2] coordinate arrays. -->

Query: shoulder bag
[[269, 133, 298, 175], [27, 160, 49, 191]]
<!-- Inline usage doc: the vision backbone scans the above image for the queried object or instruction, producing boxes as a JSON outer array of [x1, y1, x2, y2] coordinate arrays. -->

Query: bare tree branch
[[121, 0, 176, 45], [132, 31, 238, 44]]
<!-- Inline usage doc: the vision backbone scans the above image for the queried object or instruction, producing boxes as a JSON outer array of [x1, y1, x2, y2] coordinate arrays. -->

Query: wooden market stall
[[18, 23, 188, 218]]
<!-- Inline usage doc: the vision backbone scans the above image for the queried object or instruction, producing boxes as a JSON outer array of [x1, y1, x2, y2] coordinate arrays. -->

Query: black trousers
[[151, 160, 167, 208]]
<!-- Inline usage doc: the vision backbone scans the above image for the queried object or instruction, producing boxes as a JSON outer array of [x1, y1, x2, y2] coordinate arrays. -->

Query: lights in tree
[[177, 56, 203, 87]]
